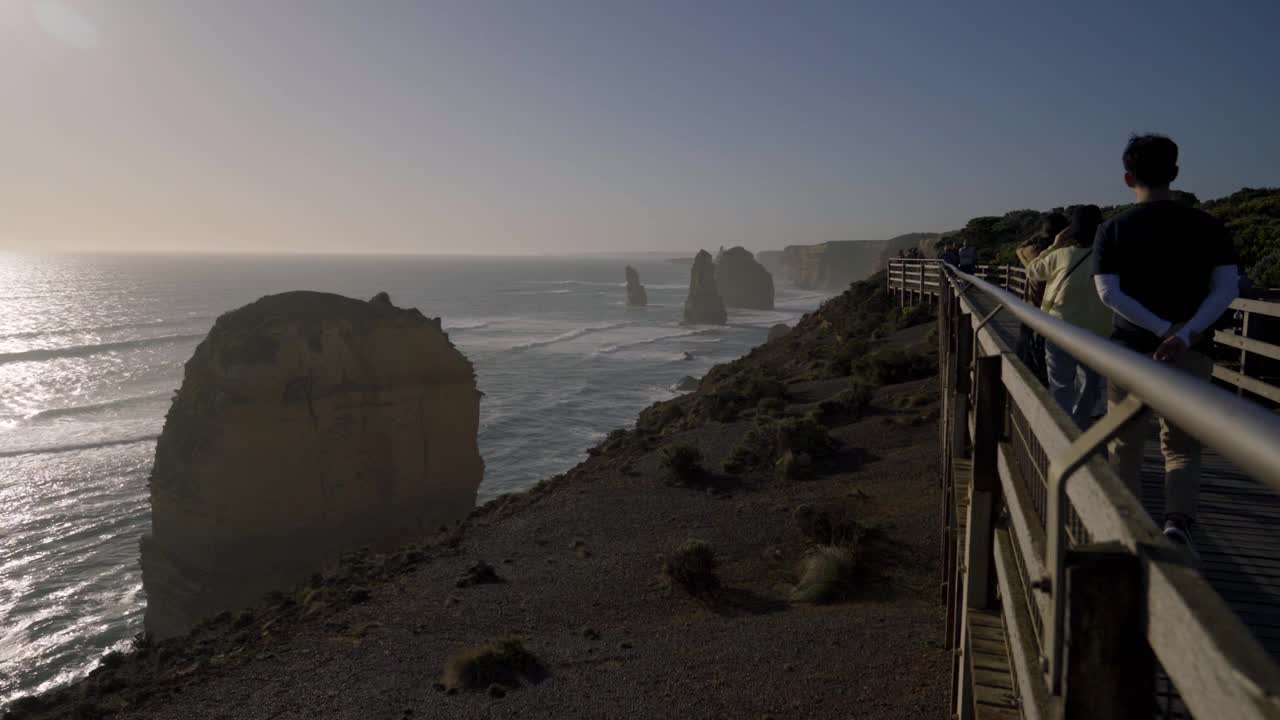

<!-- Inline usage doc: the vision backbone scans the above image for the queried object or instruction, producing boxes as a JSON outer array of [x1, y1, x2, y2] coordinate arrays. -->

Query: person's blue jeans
[[1044, 340, 1102, 430]]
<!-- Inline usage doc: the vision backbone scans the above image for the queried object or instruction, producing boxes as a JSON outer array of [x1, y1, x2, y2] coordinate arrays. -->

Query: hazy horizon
[[4, 1, 1279, 255]]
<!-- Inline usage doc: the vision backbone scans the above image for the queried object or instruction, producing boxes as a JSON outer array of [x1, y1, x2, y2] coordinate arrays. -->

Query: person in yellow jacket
[[1024, 205, 1112, 428]]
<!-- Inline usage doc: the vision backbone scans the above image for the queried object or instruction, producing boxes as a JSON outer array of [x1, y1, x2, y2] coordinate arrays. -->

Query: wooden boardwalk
[[962, 281, 1280, 666], [968, 287, 1280, 665]]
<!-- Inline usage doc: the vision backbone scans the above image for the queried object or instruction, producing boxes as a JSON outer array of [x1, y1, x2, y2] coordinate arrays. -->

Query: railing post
[[1060, 542, 1155, 719], [945, 311, 973, 649], [953, 353, 1006, 720], [1239, 309, 1251, 396], [966, 353, 1004, 610]]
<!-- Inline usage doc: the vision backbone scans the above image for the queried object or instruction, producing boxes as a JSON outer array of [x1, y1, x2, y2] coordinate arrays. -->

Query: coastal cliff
[[12, 274, 949, 720], [139, 291, 483, 637], [625, 265, 648, 307], [682, 250, 727, 325], [777, 240, 886, 289], [714, 247, 775, 310]]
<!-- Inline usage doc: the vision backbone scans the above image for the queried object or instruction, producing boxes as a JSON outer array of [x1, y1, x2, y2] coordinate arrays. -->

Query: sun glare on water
[[32, 0, 99, 50]]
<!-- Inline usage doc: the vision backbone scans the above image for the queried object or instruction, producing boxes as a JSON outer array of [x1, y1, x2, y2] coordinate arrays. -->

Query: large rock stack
[[715, 246, 775, 310], [682, 250, 727, 325], [625, 265, 648, 307], [140, 291, 484, 637]]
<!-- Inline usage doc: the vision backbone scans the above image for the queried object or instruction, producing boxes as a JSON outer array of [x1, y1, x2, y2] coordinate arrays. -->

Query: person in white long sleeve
[[1092, 134, 1239, 558]]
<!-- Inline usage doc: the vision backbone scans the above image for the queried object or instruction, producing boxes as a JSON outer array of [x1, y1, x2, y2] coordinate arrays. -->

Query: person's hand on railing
[[1154, 322, 1189, 363]]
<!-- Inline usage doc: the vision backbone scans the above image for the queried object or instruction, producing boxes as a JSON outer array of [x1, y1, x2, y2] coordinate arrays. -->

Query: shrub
[[774, 450, 813, 481], [756, 397, 785, 417], [791, 546, 859, 603], [442, 639, 544, 691], [775, 414, 835, 458], [663, 539, 719, 596], [722, 417, 778, 473], [744, 373, 787, 402], [1251, 250, 1280, 289], [837, 381, 875, 418], [701, 389, 749, 422], [894, 303, 934, 329], [853, 348, 936, 386], [793, 503, 866, 546], [660, 444, 704, 484]]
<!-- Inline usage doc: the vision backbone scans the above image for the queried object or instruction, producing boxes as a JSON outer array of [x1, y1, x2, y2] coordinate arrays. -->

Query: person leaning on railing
[[1023, 205, 1111, 429], [1015, 212, 1071, 384], [1092, 133, 1240, 558]]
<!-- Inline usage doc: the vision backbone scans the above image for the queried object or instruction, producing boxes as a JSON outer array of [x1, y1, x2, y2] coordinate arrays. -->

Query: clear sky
[[3, 1, 1279, 255]]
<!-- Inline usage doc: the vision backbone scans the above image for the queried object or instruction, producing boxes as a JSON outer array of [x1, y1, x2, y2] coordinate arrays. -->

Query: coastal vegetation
[[937, 187, 1280, 285]]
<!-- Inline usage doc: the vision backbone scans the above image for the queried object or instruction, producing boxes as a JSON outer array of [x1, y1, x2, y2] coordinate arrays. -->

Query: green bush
[[701, 388, 749, 422], [744, 373, 787, 402], [756, 397, 785, 417], [721, 417, 779, 473], [894, 303, 934, 329], [660, 444, 704, 484], [442, 639, 544, 691], [775, 414, 836, 458], [774, 450, 813, 481], [1251, 250, 1280, 289], [663, 539, 719, 596], [791, 546, 859, 603]]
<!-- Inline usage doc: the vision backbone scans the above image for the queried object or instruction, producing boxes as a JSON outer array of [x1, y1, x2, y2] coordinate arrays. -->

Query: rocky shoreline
[[6, 273, 949, 720]]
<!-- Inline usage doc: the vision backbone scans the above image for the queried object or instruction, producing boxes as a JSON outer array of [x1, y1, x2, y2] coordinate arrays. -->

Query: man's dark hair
[[1123, 134, 1179, 188], [1030, 212, 1069, 249]]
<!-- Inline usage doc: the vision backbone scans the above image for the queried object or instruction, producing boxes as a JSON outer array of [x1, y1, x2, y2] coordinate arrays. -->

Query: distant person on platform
[[1093, 133, 1240, 557], [957, 242, 976, 273], [941, 246, 960, 267], [1024, 205, 1111, 428]]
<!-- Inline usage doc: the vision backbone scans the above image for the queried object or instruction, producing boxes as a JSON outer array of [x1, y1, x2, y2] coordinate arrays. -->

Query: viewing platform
[[889, 259, 1280, 720]]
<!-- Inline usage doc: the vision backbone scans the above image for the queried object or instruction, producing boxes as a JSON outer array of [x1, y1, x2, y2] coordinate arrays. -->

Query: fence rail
[[888, 258, 1280, 720]]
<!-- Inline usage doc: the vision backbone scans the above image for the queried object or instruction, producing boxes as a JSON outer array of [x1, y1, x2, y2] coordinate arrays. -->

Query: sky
[[2, 1, 1279, 255]]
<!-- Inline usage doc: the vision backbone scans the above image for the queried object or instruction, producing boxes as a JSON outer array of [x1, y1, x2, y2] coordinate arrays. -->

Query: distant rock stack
[[625, 265, 648, 307], [140, 291, 484, 637], [682, 249, 728, 325], [715, 246, 775, 310]]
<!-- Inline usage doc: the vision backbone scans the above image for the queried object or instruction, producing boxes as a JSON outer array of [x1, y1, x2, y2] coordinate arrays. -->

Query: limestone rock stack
[[625, 265, 648, 307], [714, 246, 775, 310], [682, 250, 727, 325], [140, 291, 484, 637]]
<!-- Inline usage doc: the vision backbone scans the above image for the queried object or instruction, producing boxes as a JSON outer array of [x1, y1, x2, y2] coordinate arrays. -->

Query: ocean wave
[[0, 435, 158, 459], [0, 334, 205, 366], [0, 317, 212, 343], [525, 280, 621, 287], [24, 392, 172, 422], [508, 322, 633, 352], [594, 328, 718, 355], [445, 319, 495, 331]]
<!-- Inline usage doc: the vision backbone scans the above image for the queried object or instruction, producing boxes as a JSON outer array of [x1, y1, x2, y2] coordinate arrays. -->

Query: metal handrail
[[950, 267, 1280, 492], [891, 257, 1280, 716]]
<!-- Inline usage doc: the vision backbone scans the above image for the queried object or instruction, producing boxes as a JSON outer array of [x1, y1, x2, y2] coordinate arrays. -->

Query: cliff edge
[[140, 290, 484, 637]]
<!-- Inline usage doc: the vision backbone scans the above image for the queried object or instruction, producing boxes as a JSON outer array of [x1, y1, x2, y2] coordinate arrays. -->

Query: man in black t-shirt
[[1092, 134, 1239, 558]]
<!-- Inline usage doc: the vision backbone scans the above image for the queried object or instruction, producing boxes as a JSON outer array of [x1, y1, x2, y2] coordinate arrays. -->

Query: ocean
[[0, 252, 828, 706]]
